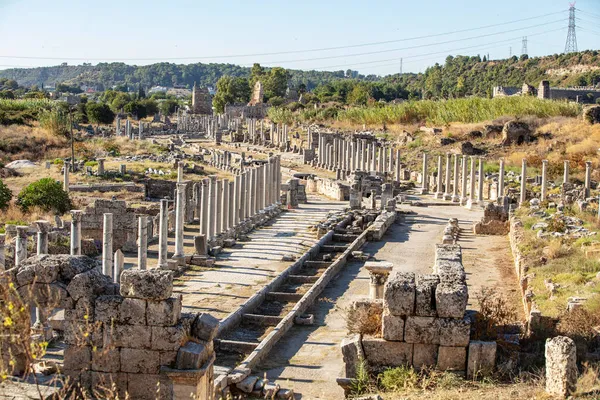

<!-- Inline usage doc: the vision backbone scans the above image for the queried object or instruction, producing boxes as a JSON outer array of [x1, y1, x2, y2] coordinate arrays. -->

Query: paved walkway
[[254, 195, 521, 399], [123, 195, 346, 319]]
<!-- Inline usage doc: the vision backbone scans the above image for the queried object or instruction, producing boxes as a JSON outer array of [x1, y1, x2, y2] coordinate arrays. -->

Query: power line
[[576, 8, 600, 20], [565, 3, 578, 53], [0, 12, 568, 62]]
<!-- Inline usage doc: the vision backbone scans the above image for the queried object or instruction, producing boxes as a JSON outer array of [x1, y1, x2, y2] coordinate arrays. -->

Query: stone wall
[[69, 183, 143, 193], [81, 199, 138, 252], [306, 177, 349, 201]]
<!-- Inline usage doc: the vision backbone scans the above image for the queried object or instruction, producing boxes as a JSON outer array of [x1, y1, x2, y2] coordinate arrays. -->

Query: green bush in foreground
[[0, 180, 12, 210], [16, 178, 72, 214]]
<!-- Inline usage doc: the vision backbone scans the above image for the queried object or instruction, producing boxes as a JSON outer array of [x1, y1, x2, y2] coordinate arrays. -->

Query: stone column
[[247, 169, 255, 218], [520, 158, 527, 207], [477, 158, 484, 206], [173, 182, 186, 263], [395, 149, 401, 182], [0, 234, 5, 271], [421, 153, 429, 194], [207, 177, 216, 239], [541, 160, 548, 202], [221, 179, 229, 232], [265, 160, 271, 207], [378, 147, 384, 174], [97, 158, 105, 175], [63, 163, 69, 192], [460, 155, 468, 205], [15, 226, 28, 267], [240, 173, 247, 221], [215, 179, 223, 234], [585, 161, 592, 198], [498, 159, 505, 200], [435, 155, 443, 199], [34, 220, 50, 256], [70, 210, 82, 256], [370, 144, 377, 172], [451, 155, 460, 202], [466, 157, 476, 209], [138, 215, 148, 270], [443, 153, 452, 200], [114, 249, 124, 284], [228, 181, 234, 229], [275, 156, 281, 204], [32, 221, 51, 339], [365, 262, 392, 299], [563, 160, 569, 184], [177, 161, 184, 183], [158, 199, 169, 268], [101, 214, 113, 278], [388, 147, 394, 173]]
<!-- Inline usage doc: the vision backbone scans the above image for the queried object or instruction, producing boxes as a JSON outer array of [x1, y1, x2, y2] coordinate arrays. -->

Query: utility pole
[[399, 58, 403, 75], [565, 2, 578, 53], [521, 36, 528, 55], [509, 46, 512, 58]]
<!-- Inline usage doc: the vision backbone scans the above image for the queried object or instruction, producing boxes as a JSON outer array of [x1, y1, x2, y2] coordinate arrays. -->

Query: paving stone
[[404, 316, 439, 344], [383, 271, 415, 317]]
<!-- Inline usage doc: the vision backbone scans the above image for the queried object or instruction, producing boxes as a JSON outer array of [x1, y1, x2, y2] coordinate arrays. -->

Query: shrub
[[0, 180, 12, 210], [346, 304, 382, 336], [378, 366, 419, 391], [472, 287, 518, 341], [350, 360, 373, 395], [16, 178, 72, 214]]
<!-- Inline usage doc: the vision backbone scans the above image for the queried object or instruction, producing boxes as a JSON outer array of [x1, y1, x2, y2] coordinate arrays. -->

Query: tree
[[250, 63, 265, 87], [0, 180, 12, 210], [212, 76, 251, 113], [264, 67, 289, 100], [347, 84, 370, 105], [138, 85, 146, 99], [87, 102, 115, 127], [17, 178, 72, 214], [159, 99, 179, 116]]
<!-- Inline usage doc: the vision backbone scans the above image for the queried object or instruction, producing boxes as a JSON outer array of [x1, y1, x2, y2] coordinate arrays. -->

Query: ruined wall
[[82, 200, 138, 252], [224, 104, 269, 119], [306, 177, 349, 201]]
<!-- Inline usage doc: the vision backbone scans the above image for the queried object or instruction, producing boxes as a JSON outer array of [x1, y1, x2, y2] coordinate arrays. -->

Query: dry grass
[[345, 303, 382, 336], [0, 124, 69, 162]]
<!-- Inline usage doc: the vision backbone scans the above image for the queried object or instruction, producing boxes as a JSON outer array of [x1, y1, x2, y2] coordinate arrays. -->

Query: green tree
[[0, 180, 13, 210], [159, 99, 179, 115], [347, 84, 370, 105], [264, 67, 289, 100], [87, 102, 115, 127], [17, 178, 72, 214], [212, 76, 251, 113]]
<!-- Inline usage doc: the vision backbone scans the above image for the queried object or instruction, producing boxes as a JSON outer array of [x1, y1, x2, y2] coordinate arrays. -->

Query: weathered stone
[[436, 260, 466, 284], [120, 348, 160, 374], [435, 282, 468, 318], [467, 341, 496, 379], [415, 274, 439, 317], [236, 375, 259, 393], [151, 325, 187, 351], [191, 313, 219, 342], [341, 334, 364, 378], [147, 297, 182, 326], [545, 336, 577, 398], [382, 310, 404, 341], [63, 345, 91, 371], [94, 295, 122, 323], [127, 373, 170, 400], [383, 271, 415, 316], [437, 346, 466, 371], [91, 347, 120, 373], [67, 268, 112, 301], [404, 316, 439, 344], [91, 371, 128, 399], [119, 298, 146, 325], [103, 324, 151, 349], [413, 344, 439, 370], [362, 337, 413, 367], [160, 351, 178, 367], [120, 269, 173, 300], [438, 317, 470, 347], [501, 120, 530, 146], [175, 341, 209, 370]]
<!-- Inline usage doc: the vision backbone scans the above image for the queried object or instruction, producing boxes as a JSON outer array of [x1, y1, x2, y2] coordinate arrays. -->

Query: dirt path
[[254, 197, 522, 399]]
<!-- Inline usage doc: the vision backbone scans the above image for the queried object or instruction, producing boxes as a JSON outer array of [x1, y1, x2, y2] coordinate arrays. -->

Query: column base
[[171, 254, 186, 266], [420, 188, 429, 195], [465, 199, 475, 209], [451, 195, 460, 203], [443, 193, 452, 201], [433, 192, 443, 199], [478, 200, 485, 207]]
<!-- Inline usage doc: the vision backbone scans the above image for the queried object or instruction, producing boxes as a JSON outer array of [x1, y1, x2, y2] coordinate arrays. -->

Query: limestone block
[[467, 341, 496, 379], [67, 268, 113, 301], [103, 324, 151, 349], [175, 341, 209, 370], [16, 256, 59, 285], [437, 346, 467, 371], [415, 274, 439, 317], [147, 297, 181, 326], [91, 371, 128, 399], [362, 337, 413, 367], [94, 295, 122, 323], [119, 269, 173, 300], [382, 311, 405, 341], [151, 325, 187, 351], [119, 298, 146, 325], [191, 313, 219, 342], [63, 369, 91, 391], [545, 336, 577, 398], [340, 334, 365, 378], [383, 271, 415, 316], [436, 260, 466, 284], [159, 351, 178, 367], [435, 244, 462, 264], [435, 282, 468, 319], [127, 373, 171, 400], [439, 317, 470, 347], [72, 297, 95, 321], [404, 316, 439, 344], [236, 375, 259, 393], [413, 344, 439, 370], [91, 347, 120, 373], [120, 348, 161, 374], [63, 345, 91, 371]]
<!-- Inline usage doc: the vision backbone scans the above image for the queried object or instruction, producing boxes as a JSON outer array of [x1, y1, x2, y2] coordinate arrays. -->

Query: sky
[[0, 0, 599, 76]]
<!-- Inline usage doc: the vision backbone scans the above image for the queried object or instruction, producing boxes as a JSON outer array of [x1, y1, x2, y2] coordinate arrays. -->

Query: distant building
[[191, 82, 213, 115], [148, 86, 168, 94], [493, 80, 600, 103]]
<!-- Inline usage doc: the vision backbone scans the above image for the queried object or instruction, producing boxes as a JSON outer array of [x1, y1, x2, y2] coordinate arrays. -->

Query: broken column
[[70, 210, 82, 256], [545, 336, 577, 398], [443, 153, 452, 200], [0, 234, 5, 271], [520, 158, 527, 207], [102, 213, 113, 278], [435, 155, 443, 199], [585, 161, 592, 198], [563, 160, 569, 184], [541, 159, 548, 202], [173, 182, 186, 264], [421, 153, 429, 195], [63, 162, 69, 192], [477, 158, 484, 206], [158, 198, 169, 269], [15, 226, 28, 267], [34, 220, 50, 256], [97, 158, 105, 175], [138, 215, 148, 270], [498, 158, 505, 200], [451, 154, 459, 202]]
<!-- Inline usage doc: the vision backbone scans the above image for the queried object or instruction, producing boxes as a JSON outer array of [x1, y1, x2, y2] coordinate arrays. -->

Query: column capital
[[33, 220, 51, 233], [70, 210, 83, 222], [16, 226, 29, 237]]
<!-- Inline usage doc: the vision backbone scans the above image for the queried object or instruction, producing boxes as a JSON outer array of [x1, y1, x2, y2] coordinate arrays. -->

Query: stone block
[[127, 373, 171, 400], [437, 346, 466, 371], [435, 282, 468, 319], [362, 337, 413, 367], [436, 260, 466, 284], [119, 298, 146, 325], [120, 269, 173, 300], [545, 336, 577, 398], [413, 344, 438, 370], [103, 324, 151, 349], [175, 341, 209, 370], [63, 345, 91, 371], [160, 351, 178, 367], [415, 274, 439, 317], [151, 325, 187, 351], [120, 348, 160, 374], [381, 310, 404, 341], [438, 317, 470, 347], [383, 271, 415, 317], [67, 268, 113, 301], [91, 371, 128, 399], [467, 341, 496, 379], [191, 313, 219, 342], [404, 316, 439, 344], [147, 297, 181, 326], [236, 375, 259, 393], [91, 347, 120, 373], [341, 334, 364, 379], [94, 295, 122, 323]]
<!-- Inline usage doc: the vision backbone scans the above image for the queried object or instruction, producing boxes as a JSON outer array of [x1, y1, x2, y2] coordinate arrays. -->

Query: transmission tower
[[509, 46, 512, 57], [399, 58, 403, 75], [521, 36, 528, 55], [565, 3, 578, 53]]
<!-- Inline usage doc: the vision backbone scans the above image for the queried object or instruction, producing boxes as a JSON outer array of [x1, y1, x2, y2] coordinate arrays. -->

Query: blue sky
[[0, 0, 598, 76]]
